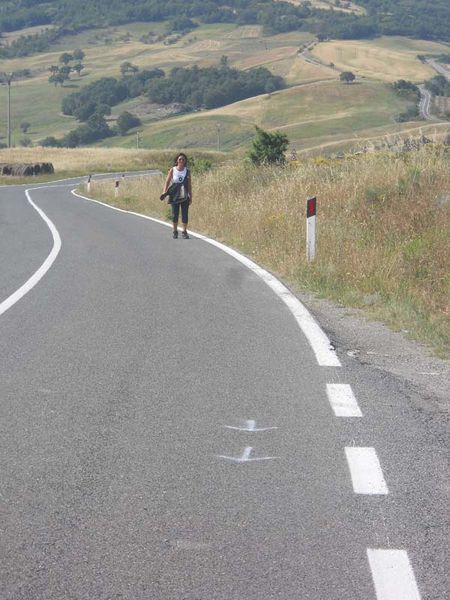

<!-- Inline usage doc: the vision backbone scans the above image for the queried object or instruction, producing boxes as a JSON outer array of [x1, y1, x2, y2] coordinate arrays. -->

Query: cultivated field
[[0, 23, 319, 145], [311, 37, 450, 82], [0, 22, 445, 150], [281, 0, 366, 15]]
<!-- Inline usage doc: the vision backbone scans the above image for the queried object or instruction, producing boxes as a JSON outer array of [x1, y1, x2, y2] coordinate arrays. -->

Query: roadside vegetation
[[0, 147, 226, 183], [75, 145, 450, 357]]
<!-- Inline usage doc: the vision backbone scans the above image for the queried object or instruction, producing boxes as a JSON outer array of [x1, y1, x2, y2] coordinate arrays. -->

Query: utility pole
[[1, 73, 13, 148], [216, 124, 220, 152], [0, 73, 14, 148]]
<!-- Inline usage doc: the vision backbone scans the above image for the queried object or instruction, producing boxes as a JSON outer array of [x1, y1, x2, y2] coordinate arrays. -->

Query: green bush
[[248, 126, 289, 165]]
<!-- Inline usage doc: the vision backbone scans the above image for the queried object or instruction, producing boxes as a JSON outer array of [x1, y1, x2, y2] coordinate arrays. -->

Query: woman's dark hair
[[173, 152, 188, 166]]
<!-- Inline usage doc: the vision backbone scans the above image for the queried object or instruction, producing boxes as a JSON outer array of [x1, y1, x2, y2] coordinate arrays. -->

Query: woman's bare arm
[[187, 172, 192, 204], [163, 168, 173, 193]]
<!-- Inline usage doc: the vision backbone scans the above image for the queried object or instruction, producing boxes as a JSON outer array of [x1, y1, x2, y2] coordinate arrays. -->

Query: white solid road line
[[326, 383, 362, 417], [71, 189, 341, 367], [0, 188, 61, 317], [367, 549, 421, 600], [203, 237, 342, 367], [345, 447, 389, 495]]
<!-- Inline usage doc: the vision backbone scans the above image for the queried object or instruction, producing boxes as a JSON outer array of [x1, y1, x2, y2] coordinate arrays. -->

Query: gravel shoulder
[[298, 291, 450, 411]]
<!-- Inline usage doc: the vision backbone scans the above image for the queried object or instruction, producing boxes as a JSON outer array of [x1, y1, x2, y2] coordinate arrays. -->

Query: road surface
[[1, 176, 449, 599], [418, 85, 433, 120]]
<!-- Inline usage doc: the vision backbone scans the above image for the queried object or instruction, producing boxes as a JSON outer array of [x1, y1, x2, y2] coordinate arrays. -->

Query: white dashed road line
[[345, 447, 389, 495], [367, 549, 422, 600], [326, 383, 362, 417]]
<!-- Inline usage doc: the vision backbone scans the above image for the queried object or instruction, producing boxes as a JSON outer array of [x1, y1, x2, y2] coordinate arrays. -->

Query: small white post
[[306, 196, 317, 261], [114, 179, 120, 197], [87, 174, 91, 193]]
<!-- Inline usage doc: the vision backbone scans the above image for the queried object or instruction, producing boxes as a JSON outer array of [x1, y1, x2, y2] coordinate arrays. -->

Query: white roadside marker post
[[115, 179, 120, 197], [87, 174, 91, 193], [306, 196, 317, 262]]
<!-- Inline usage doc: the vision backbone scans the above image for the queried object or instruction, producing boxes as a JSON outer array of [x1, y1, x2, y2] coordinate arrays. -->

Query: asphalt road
[[418, 85, 433, 120], [1, 177, 448, 600], [427, 59, 450, 82]]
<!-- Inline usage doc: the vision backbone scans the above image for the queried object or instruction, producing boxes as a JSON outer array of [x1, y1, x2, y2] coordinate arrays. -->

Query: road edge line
[[0, 188, 61, 317]]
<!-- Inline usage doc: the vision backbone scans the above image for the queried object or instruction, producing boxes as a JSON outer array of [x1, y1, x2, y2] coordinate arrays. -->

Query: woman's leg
[[181, 201, 189, 236], [171, 203, 180, 236]]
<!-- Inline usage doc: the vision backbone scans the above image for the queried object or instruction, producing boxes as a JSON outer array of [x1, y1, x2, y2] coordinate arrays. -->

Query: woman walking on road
[[161, 153, 192, 239]]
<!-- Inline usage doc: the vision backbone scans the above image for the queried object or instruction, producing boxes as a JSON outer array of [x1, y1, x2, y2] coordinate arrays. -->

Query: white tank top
[[172, 167, 188, 200], [172, 167, 187, 183]]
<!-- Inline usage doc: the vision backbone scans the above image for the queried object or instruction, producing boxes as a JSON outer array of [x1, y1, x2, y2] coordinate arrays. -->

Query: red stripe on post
[[307, 197, 316, 218]]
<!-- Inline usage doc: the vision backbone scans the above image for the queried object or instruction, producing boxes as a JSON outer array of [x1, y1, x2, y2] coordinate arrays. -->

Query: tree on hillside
[[120, 61, 139, 77], [73, 101, 98, 121], [61, 130, 80, 148], [116, 111, 141, 135], [340, 71, 356, 83], [166, 16, 197, 33], [59, 65, 72, 81], [391, 79, 420, 99], [41, 136, 61, 148], [72, 48, 85, 61], [425, 74, 450, 96], [95, 103, 112, 117], [49, 72, 65, 87], [72, 63, 85, 76], [59, 52, 73, 65], [248, 126, 289, 165]]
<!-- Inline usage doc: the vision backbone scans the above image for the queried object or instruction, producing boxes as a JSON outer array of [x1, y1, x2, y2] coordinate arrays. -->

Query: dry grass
[[281, 0, 366, 15], [84, 147, 450, 355], [0, 147, 152, 171], [312, 37, 449, 82], [0, 147, 226, 181]]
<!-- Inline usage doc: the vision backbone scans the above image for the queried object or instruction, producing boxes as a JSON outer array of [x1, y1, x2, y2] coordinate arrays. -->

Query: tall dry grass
[[83, 147, 450, 355], [0, 147, 225, 179]]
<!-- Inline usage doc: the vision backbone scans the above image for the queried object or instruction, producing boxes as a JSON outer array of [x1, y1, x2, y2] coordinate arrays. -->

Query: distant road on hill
[[418, 85, 433, 119], [418, 59, 450, 120], [427, 58, 450, 81]]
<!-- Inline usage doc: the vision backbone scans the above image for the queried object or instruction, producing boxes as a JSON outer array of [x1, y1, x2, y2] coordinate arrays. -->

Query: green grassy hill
[[103, 80, 422, 153], [0, 21, 448, 152]]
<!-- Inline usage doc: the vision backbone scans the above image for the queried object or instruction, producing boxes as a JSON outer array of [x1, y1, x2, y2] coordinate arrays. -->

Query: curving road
[[1, 176, 449, 599], [418, 85, 433, 120], [427, 59, 450, 82]]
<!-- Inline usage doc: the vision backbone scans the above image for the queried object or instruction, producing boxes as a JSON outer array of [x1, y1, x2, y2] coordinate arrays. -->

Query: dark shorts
[[171, 199, 189, 224]]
